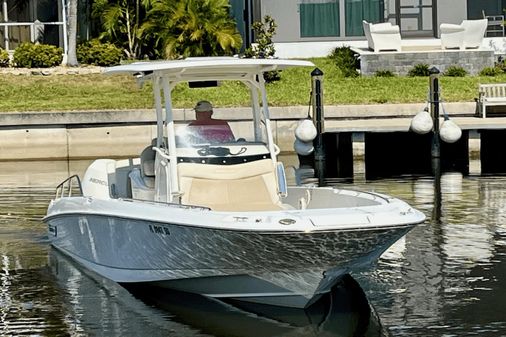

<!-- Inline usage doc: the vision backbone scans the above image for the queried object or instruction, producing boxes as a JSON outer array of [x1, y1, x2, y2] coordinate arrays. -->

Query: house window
[[299, 0, 340, 37], [345, 0, 383, 36]]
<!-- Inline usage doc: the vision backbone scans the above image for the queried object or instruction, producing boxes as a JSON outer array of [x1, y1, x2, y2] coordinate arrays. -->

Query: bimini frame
[[105, 57, 315, 203]]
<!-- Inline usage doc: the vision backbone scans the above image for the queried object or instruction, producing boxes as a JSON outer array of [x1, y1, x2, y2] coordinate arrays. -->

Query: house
[[0, 0, 90, 53], [239, 0, 506, 57], [2, 0, 505, 58]]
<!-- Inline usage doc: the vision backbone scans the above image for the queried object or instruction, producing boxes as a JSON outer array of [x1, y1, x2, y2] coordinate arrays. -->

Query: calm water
[[0, 160, 505, 336]]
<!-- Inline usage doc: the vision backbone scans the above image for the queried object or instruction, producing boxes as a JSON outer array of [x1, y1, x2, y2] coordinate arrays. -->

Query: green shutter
[[345, 0, 382, 36], [300, 1, 340, 37]]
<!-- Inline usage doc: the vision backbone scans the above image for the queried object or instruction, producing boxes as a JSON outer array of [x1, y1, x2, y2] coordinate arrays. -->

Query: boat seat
[[177, 159, 284, 212], [140, 145, 155, 188]]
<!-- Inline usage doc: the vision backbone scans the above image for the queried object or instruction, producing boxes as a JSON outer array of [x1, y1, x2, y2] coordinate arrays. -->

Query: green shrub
[[480, 66, 502, 76], [407, 63, 430, 77], [329, 46, 359, 78], [13, 43, 63, 68], [444, 65, 467, 77], [77, 40, 123, 66], [375, 69, 395, 77], [495, 59, 506, 73], [243, 16, 280, 82], [0, 47, 9, 67]]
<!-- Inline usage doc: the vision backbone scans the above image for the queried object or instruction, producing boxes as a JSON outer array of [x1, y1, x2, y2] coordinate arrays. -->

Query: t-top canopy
[[104, 57, 315, 82]]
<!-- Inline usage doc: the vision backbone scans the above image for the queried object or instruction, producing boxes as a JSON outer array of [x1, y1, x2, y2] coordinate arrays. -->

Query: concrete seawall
[[0, 102, 476, 160]]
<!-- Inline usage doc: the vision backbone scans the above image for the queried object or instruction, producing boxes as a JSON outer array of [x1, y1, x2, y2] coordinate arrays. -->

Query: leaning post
[[429, 67, 441, 158], [311, 68, 325, 185]]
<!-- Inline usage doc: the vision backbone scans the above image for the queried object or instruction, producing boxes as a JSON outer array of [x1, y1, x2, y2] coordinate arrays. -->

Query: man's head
[[195, 100, 213, 113], [194, 100, 213, 120]]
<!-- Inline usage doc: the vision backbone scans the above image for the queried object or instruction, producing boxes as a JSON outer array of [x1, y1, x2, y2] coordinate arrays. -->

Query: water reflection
[[125, 272, 388, 337], [0, 247, 389, 337], [0, 161, 506, 336]]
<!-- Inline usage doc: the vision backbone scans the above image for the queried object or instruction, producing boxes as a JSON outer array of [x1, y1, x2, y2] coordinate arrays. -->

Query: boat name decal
[[149, 224, 171, 236], [89, 177, 108, 186], [48, 225, 57, 236]]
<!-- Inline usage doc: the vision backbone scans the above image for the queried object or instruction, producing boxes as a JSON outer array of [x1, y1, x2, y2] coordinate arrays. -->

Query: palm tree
[[142, 0, 242, 59], [67, 0, 78, 66], [93, 0, 147, 59]]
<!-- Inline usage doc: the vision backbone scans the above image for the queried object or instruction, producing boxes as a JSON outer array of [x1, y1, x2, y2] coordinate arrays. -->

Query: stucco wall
[[262, 0, 301, 42]]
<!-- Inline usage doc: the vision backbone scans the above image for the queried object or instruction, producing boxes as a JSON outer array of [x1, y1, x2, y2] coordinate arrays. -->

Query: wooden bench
[[478, 83, 506, 118]]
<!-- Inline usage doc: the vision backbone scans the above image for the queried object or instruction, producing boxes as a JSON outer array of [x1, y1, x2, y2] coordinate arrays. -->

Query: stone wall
[[360, 49, 495, 76]]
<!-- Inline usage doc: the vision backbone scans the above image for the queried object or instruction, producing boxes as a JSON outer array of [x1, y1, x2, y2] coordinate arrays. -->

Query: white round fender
[[295, 119, 317, 142], [294, 139, 314, 156], [440, 119, 462, 143], [410, 108, 433, 134]]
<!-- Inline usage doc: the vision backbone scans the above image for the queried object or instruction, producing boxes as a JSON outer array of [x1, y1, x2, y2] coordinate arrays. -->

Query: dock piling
[[311, 68, 325, 185], [429, 67, 441, 159]]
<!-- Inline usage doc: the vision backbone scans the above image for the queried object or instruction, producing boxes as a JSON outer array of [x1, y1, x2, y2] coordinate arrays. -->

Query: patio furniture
[[462, 19, 488, 49], [362, 20, 401, 52], [440, 23, 465, 49], [440, 19, 487, 50], [477, 83, 506, 118], [485, 15, 505, 37]]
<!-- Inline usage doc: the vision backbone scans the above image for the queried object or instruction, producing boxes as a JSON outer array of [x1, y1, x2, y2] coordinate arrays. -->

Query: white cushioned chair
[[462, 19, 488, 49], [362, 20, 402, 52], [440, 23, 465, 49], [440, 19, 487, 50]]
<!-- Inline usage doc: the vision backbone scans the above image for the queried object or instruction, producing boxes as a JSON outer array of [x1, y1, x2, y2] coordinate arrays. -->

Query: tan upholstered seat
[[178, 159, 283, 211]]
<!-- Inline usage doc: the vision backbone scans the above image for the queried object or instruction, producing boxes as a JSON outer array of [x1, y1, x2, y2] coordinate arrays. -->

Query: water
[[1, 160, 505, 336]]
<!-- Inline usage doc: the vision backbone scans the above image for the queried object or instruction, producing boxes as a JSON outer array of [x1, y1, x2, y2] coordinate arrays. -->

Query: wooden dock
[[320, 116, 506, 179], [325, 116, 506, 133]]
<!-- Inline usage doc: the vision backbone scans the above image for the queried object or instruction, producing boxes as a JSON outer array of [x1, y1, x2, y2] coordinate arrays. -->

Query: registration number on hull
[[149, 224, 171, 236], [48, 224, 58, 237]]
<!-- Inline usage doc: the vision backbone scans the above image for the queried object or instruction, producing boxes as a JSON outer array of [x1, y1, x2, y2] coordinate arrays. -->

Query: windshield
[[175, 110, 268, 148]]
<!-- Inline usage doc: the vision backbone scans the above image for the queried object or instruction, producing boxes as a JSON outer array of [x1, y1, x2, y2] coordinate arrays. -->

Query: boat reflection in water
[[49, 249, 390, 337]]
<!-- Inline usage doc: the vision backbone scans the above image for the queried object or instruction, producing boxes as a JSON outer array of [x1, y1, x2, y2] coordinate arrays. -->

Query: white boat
[[44, 57, 425, 309]]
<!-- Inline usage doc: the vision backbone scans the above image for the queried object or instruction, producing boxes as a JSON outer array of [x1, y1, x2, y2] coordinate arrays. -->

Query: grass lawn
[[2, 57, 506, 112]]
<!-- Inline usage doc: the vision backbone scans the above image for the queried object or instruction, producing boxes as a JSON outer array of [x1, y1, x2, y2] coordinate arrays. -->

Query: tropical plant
[[244, 15, 280, 82], [244, 15, 277, 58], [375, 69, 395, 77], [0, 48, 9, 67], [329, 46, 359, 78], [407, 63, 430, 77], [479, 66, 502, 76], [495, 57, 506, 73], [67, 0, 79, 66], [92, 0, 149, 59], [444, 65, 467, 77], [77, 40, 123, 66], [142, 0, 242, 59], [13, 43, 63, 68]]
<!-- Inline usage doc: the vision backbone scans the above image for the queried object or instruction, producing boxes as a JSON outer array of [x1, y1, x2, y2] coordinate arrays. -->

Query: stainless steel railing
[[55, 175, 83, 199]]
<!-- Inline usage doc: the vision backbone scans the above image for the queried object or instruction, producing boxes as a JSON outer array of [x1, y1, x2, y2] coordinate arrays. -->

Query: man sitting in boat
[[187, 100, 235, 144]]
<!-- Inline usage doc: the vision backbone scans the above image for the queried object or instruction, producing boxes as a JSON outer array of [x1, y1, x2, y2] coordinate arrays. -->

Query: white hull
[[45, 58, 425, 309], [45, 190, 422, 308]]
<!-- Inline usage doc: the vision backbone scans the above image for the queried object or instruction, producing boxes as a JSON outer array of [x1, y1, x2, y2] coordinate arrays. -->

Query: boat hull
[[45, 206, 416, 308]]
